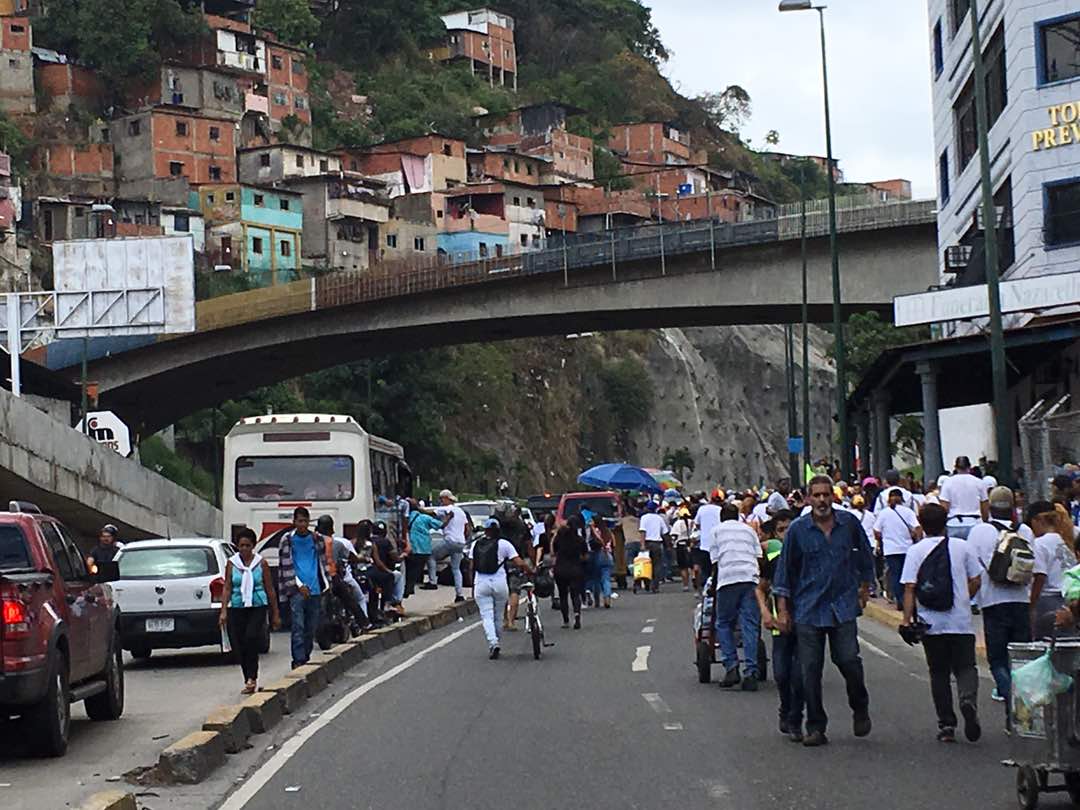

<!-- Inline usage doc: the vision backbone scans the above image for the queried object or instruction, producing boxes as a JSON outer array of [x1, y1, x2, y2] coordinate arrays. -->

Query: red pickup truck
[[0, 502, 124, 756]]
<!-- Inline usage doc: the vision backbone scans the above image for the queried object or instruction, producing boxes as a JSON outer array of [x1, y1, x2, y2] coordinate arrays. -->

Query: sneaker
[[562, 622, 570, 629], [573, 615, 581, 630], [802, 731, 828, 747], [683, 585, 690, 592], [454, 595, 465, 603], [420, 583, 438, 590], [937, 727, 957, 743], [740, 675, 759, 692], [779, 718, 790, 735], [789, 729, 804, 743], [853, 712, 872, 738], [961, 703, 982, 742], [991, 687, 1005, 703], [719, 667, 740, 688], [489, 646, 500, 660]]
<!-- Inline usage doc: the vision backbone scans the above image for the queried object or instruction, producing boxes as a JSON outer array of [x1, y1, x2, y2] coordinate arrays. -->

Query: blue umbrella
[[577, 463, 663, 494]]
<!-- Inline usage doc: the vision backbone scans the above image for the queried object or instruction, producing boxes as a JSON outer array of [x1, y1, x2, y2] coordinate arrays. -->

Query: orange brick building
[[111, 108, 237, 186], [33, 143, 114, 179], [266, 41, 310, 133], [35, 62, 105, 111], [433, 8, 517, 90], [1, 15, 34, 114]]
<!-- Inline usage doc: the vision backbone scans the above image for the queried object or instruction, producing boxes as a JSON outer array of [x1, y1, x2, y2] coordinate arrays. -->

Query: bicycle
[[515, 574, 554, 660]]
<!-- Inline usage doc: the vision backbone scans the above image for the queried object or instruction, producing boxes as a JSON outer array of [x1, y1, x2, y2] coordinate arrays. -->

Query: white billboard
[[77, 411, 133, 457], [51, 234, 195, 335], [894, 272, 1080, 327]]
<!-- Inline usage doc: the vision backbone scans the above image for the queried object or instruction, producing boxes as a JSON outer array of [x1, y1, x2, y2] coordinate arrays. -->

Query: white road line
[[642, 692, 672, 714], [860, 638, 901, 663], [663, 722, 684, 731], [641, 625, 655, 634], [220, 621, 481, 810], [646, 618, 657, 624], [632, 646, 651, 672]]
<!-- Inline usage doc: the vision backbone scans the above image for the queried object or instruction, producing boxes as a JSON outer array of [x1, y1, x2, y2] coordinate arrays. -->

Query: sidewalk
[[862, 596, 989, 661]]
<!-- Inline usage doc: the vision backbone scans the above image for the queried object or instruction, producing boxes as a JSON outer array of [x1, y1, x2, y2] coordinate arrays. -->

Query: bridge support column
[[917, 361, 944, 484], [872, 392, 891, 476], [856, 408, 871, 480]]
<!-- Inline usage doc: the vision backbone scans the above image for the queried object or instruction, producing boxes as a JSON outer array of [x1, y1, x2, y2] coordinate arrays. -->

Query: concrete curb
[[120, 600, 471, 792], [862, 600, 988, 661], [158, 730, 227, 784], [78, 790, 137, 810]]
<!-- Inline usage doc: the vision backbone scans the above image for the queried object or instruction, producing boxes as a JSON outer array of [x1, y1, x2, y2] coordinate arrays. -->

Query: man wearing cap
[[86, 524, 124, 573], [428, 489, 471, 603], [968, 486, 1034, 723], [469, 518, 531, 659]]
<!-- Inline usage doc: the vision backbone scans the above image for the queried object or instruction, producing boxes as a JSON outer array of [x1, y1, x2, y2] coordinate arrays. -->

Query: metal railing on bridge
[[196, 199, 938, 331]]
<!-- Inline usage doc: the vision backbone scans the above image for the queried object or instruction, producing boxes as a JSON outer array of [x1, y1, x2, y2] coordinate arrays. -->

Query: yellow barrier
[[195, 279, 312, 333]]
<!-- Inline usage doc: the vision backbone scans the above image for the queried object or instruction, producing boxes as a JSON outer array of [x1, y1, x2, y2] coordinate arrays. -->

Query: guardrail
[[196, 199, 938, 332]]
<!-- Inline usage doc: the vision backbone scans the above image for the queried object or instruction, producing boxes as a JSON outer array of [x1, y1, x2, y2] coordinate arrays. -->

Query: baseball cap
[[483, 518, 500, 530], [439, 489, 457, 502], [852, 495, 866, 508], [373, 520, 388, 536], [988, 485, 1014, 510], [862, 477, 878, 488], [644, 501, 658, 512]]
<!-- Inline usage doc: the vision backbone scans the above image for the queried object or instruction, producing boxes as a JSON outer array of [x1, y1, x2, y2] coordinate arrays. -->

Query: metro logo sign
[[894, 273, 1080, 327], [76, 411, 133, 457]]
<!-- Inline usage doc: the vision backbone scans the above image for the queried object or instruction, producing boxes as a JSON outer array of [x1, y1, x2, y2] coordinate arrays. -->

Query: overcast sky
[[649, 1, 936, 197]]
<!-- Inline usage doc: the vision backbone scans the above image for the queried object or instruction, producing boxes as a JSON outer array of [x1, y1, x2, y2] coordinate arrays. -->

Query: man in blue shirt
[[774, 475, 875, 747], [277, 507, 329, 669]]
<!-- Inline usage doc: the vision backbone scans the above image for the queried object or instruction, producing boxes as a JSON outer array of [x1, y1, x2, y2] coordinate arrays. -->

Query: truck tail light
[[2, 599, 29, 636], [209, 576, 225, 604]]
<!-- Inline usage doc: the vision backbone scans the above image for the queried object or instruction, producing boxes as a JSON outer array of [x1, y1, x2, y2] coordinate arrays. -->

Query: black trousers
[[922, 633, 978, 730], [331, 576, 366, 626], [555, 570, 583, 623], [227, 606, 267, 682], [404, 553, 430, 597], [367, 567, 395, 615]]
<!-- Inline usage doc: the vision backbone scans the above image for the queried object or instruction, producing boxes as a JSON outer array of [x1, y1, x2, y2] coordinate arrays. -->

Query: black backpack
[[916, 538, 954, 611], [472, 536, 502, 575]]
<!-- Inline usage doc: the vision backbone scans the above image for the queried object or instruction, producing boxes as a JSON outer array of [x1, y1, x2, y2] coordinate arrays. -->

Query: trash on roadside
[[308, 712, 321, 718], [266, 744, 276, 751], [151, 734, 169, 741], [285, 785, 302, 792], [106, 776, 122, 782], [0, 783, 12, 788], [457, 617, 463, 622]]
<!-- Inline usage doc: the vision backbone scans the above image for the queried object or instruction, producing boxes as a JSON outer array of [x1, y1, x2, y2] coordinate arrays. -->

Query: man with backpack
[[469, 518, 531, 660], [968, 486, 1034, 724], [900, 503, 983, 743]]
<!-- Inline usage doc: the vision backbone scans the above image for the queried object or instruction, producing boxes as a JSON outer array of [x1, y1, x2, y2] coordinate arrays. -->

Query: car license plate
[[145, 618, 174, 633]]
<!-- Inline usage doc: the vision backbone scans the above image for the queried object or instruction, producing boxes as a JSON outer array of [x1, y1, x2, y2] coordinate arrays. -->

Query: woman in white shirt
[[1028, 501, 1079, 638], [469, 518, 531, 659]]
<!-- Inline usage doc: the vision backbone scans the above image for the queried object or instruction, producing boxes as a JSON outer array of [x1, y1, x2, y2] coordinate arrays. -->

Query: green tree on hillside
[[662, 447, 695, 482], [254, 0, 319, 47]]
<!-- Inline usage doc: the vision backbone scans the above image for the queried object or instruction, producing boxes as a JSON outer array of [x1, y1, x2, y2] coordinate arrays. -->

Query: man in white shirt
[[968, 486, 1034, 723], [900, 503, 982, 744], [692, 490, 724, 587], [939, 457, 990, 540], [430, 489, 471, 603], [710, 503, 764, 690], [639, 502, 668, 593], [873, 469, 913, 513], [874, 488, 921, 609]]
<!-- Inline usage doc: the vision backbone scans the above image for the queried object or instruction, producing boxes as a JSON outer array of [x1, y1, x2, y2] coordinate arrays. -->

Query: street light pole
[[968, 0, 1011, 484], [800, 166, 811, 483], [780, 0, 848, 480]]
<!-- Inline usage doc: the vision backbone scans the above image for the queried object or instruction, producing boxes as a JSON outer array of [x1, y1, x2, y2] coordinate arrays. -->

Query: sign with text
[[894, 273, 1080, 327], [1031, 101, 1080, 151], [76, 411, 132, 457]]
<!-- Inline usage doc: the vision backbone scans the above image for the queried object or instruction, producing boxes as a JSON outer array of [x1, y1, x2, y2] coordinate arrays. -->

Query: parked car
[[455, 500, 502, 529], [111, 538, 261, 659], [0, 501, 124, 756]]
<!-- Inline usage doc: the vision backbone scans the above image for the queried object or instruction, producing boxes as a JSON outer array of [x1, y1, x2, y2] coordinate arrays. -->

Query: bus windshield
[[236, 455, 355, 502]]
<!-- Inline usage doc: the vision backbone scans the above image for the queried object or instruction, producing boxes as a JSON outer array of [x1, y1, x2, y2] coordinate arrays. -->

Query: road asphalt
[[210, 586, 1032, 810]]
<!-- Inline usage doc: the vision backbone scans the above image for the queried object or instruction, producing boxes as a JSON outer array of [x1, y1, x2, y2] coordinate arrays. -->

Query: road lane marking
[[642, 692, 672, 714], [641, 625, 655, 634], [860, 638, 901, 663], [663, 722, 683, 731], [219, 620, 481, 810], [646, 618, 657, 624], [632, 646, 651, 672]]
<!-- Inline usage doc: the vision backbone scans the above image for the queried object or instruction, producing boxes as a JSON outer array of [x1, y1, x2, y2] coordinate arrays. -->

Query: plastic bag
[[1012, 651, 1073, 709], [1063, 564, 1080, 602]]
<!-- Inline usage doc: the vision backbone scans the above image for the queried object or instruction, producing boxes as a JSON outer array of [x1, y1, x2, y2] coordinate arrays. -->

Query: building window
[[513, 196, 520, 206], [10, 24, 24, 32], [175, 120, 189, 136], [273, 92, 287, 105], [295, 96, 307, 110], [173, 213, 190, 232], [350, 159, 358, 171], [280, 240, 291, 257], [526, 164, 533, 176], [74, 207, 84, 218], [260, 153, 271, 167], [252, 237, 263, 254], [293, 61, 304, 75], [495, 244, 504, 258], [950, 0, 970, 35], [1046, 179, 1080, 247], [938, 150, 950, 204], [271, 54, 283, 70], [479, 242, 488, 257], [209, 166, 222, 180], [280, 198, 290, 210], [443, 143, 452, 156], [128, 120, 141, 136], [526, 197, 535, 207], [210, 126, 220, 142], [169, 161, 184, 176], [414, 236, 425, 251], [953, 25, 1006, 170], [254, 193, 265, 206], [520, 234, 528, 247], [296, 155, 305, 168], [319, 159, 328, 172], [1038, 14, 1080, 85], [386, 234, 398, 248], [225, 191, 235, 201], [436, 209, 443, 218], [932, 19, 944, 77], [207, 194, 215, 204], [8, 58, 17, 68]]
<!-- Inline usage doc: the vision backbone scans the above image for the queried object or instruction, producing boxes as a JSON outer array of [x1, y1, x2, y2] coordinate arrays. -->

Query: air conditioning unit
[[944, 245, 973, 272]]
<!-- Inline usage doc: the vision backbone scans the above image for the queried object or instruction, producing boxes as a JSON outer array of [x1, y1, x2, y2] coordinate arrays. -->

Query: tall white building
[[929, 0, 1080, 334]]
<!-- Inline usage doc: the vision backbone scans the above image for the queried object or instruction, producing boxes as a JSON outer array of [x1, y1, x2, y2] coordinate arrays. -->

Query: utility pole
[[800, 165, 811, 482], [969, 0, 1011, 484], [785, 323, 800, 485]]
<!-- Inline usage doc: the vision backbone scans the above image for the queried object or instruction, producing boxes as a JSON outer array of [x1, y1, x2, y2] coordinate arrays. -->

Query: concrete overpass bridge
[[72, 200, 940, 434]]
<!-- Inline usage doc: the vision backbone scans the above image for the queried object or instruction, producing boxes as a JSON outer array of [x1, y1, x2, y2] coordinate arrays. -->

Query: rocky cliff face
[[629, 325, 837, 490]]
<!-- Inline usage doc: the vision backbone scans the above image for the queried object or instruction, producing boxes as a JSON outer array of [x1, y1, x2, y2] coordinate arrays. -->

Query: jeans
[[591, 564, 613, 601], [796, 620, 869, 735], [713, 581, 761, 677], [474, 575, 509, 650], [946, 520, 976, 540], [428, 539, 466, 597], [885, 554, 907, 609], [288, 593, 321, 668], [392, 568, 405, 604], [772, 632, 805, 729], [983, 602, 1031, 719], [226, 606, 266, 682], [922, 633, 978, 730], [404, 553, 430, 596]]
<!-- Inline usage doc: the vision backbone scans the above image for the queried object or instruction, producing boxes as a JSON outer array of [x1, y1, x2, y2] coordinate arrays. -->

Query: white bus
[[222, 414, 409, 565]]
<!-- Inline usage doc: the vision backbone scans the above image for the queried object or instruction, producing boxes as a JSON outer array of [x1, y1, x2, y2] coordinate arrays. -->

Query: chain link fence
[[1019, 395, 1080, 500]]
